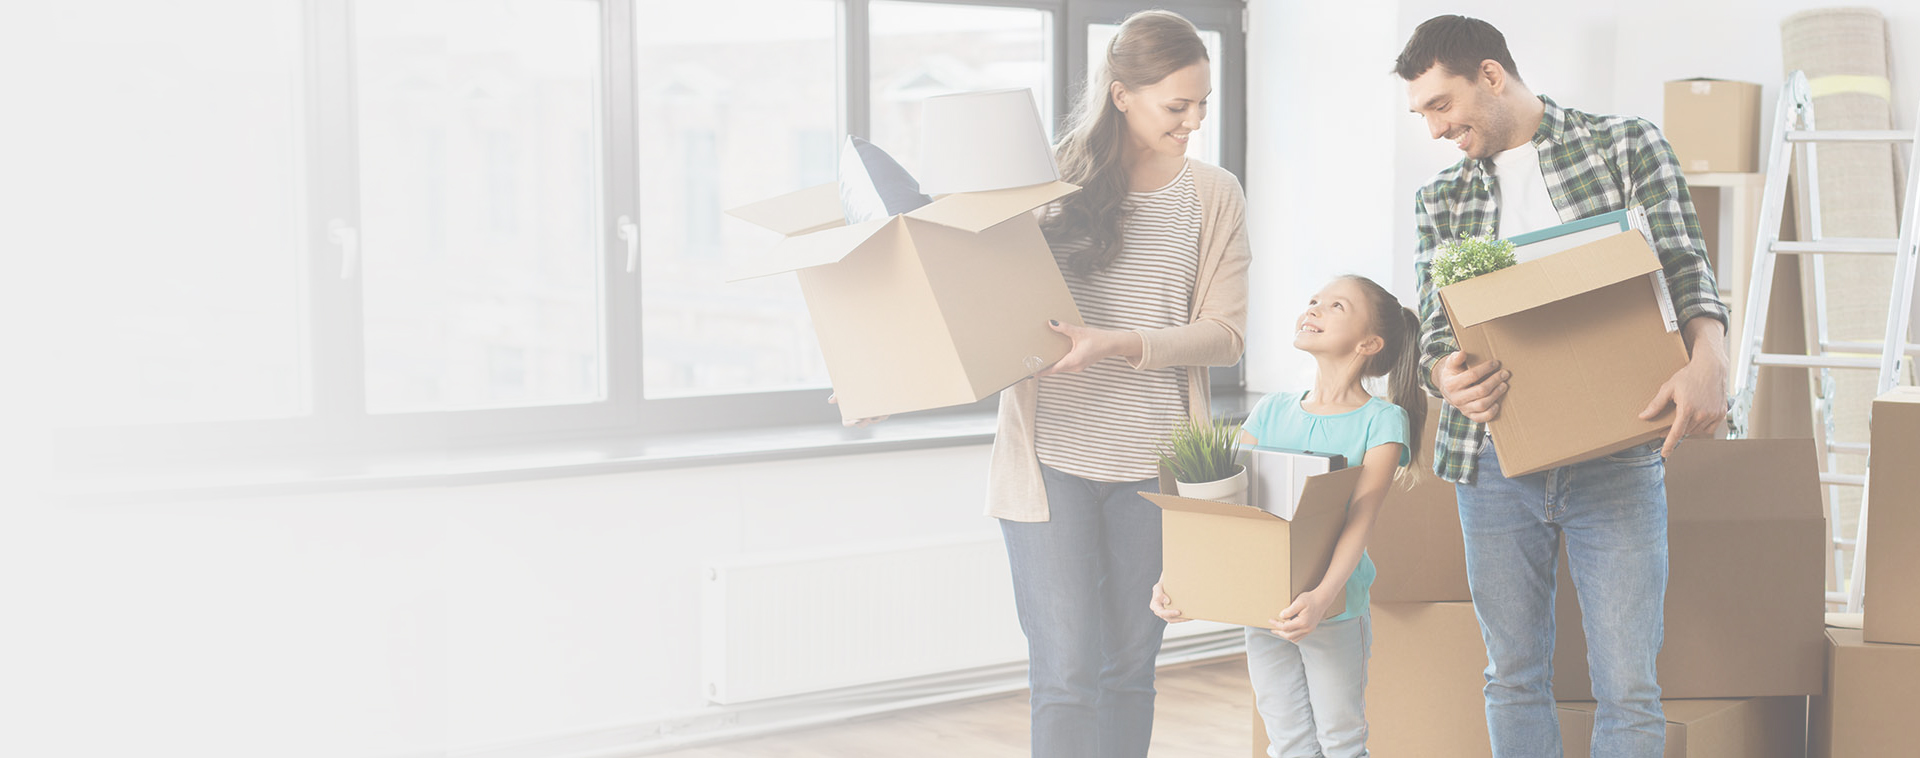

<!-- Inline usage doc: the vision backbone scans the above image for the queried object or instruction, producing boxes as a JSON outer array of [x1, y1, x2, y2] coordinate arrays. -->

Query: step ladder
[[1727, 70, 1920, 613]]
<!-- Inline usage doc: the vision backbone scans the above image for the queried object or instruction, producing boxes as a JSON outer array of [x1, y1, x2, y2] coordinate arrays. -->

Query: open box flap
[[905, 180, 1078, 233], [724, 218, 896, 282], [1141, 491, 1277, 521], [1143, 465, 1365, 522], [726, 183, 848, 237], [1441, 230, 1663, 328]]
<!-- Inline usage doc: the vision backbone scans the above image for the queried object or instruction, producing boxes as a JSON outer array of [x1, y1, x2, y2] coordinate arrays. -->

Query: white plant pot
[[1174, 465, 1248, 505]]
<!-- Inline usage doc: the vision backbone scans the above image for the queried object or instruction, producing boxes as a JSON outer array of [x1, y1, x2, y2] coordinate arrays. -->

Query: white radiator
[[702, 536, 1233, 704]]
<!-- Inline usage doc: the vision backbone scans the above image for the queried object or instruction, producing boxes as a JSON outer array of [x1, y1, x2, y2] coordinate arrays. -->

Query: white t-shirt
[[1491, 140, 1562, 240]]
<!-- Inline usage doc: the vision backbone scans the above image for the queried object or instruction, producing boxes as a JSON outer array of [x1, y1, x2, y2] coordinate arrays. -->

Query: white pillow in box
[[838, 136, 932, 224]]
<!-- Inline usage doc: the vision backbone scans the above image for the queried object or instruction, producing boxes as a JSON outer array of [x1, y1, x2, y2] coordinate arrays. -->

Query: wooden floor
[[652, 657, 1255, 758]]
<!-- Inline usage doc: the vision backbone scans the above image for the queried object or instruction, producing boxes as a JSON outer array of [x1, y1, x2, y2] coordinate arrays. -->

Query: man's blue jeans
[[1456, 439, 1668, 758], [1000, 463, 1165, 758]]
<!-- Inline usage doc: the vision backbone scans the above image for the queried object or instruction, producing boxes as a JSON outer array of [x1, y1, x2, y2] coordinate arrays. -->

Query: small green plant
[[1154, 417, 1245, 484], [1429, 234, 1518, 287]]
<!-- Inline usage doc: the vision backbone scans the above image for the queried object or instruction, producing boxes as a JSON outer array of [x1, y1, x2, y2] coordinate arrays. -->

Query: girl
[[1152, 275, 1424, 758], [988, 9, 1250, 758]]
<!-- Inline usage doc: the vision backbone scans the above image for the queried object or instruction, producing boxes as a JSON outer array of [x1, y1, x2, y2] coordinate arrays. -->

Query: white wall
[[3, 446, 997, 758], [1245, 0, 1403, 393]]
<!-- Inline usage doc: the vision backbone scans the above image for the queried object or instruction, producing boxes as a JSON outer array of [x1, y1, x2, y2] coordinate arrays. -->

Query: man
[[1394, 15, 1730, 758]]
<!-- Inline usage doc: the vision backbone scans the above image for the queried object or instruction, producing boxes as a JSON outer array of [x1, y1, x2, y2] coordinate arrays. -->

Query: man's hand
[[1640, 321, 1730, 458], [1034, 320, 1144, 377], [1434, 351, 1511, 424]]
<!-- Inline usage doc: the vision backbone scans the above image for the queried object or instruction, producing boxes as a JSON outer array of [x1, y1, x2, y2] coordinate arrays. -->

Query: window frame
[[64, 0, 1248, 462]]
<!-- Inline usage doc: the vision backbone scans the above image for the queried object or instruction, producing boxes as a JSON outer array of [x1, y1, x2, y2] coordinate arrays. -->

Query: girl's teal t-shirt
[[1241, 391, 1411, 624]]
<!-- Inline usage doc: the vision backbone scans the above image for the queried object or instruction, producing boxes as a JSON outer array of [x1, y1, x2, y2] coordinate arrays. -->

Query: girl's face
[[1293, 279, 1384, 358], [1112, 61, 1211, 159]]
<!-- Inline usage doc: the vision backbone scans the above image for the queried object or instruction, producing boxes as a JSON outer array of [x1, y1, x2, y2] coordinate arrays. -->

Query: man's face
[[1406, 63, 1515, 160]]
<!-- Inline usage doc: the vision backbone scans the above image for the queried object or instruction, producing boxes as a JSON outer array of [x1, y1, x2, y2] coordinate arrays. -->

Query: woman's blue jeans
[[1000, 463, 1165, 758]]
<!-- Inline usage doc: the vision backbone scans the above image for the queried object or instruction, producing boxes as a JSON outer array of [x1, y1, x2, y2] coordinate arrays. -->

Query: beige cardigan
[[986, 160, 1252, 522]]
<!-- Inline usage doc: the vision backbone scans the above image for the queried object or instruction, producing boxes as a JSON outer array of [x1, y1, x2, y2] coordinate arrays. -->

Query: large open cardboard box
[[1863, 387, 1920, 645], [1438, 230, 1689, 476], [1558, 697, 1807, 758], [728, 181, 1084, 423], [1810, 628, 1920, 757], [1144, 466, 1364, 628], [1368, 397, 1470, 602], [1552, 438, 1827, 699], [1366, 602, 1491, 757]]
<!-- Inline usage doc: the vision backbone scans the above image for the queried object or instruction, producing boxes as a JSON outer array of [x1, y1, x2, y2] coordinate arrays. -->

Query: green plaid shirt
[[1414, 95, 1729, 484]]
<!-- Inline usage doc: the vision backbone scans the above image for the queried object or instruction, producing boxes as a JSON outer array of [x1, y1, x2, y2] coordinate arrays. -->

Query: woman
[[989, 9, 1250, 757]]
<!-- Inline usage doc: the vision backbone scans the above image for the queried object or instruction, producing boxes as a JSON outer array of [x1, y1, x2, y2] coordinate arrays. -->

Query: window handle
[[618, 215, 639, 273], [328, 219, 360, 279]]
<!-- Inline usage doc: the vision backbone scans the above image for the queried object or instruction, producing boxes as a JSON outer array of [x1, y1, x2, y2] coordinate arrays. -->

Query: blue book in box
[[1505, 207, 1678, 332]]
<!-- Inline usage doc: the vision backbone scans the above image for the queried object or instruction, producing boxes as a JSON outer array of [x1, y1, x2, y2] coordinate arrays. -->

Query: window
[[356, 0, 608, 414], [869, 2, 1054, 176], [20, 0, 309, 427], [47, 0, 1246, 456], [636, 0, 839, 400]]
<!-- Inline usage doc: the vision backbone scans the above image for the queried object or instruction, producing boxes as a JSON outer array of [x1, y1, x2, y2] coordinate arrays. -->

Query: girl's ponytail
[[1386, 305, 1427, 483], [1342, 276, 1427, 488]]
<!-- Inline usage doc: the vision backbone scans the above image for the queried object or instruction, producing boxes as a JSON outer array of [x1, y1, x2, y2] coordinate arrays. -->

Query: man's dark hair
[[1393, 15, 1520, 83]]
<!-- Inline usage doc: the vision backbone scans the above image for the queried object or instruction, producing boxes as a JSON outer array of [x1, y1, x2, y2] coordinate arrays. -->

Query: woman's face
[[1113, 61, 1211, 159]]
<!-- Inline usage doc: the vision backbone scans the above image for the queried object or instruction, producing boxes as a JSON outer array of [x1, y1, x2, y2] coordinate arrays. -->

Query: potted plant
[[1429, 233, 1518, 287], [1155, 417, 1248, 505]]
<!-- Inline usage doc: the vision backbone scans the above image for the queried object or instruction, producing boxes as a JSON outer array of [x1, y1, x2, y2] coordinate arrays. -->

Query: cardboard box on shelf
[[1811, 628, 1920, 758], [1558, 697, 1808, 758], [1863, 387, 1920, 645], [727, 89, 1084, 424], [1145, 466, 1364, 628], [1553, 438, 1827, 699], [1438, 229, 1689, 477], [1663, 79, 1762, 173], [1367, 397, 1470, 603], [1367, 602, 1490, 757]]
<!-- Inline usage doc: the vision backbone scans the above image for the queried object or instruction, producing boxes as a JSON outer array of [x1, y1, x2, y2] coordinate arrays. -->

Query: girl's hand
[[1149, 579, 1188, 623], [1269, 590, 1335, 642], [827, 393, 889, 428], [1034, 321, 1143, 377]]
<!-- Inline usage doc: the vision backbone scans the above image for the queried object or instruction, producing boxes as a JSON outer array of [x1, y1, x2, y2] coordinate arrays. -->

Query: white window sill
[[51, 389, 1254, 505]]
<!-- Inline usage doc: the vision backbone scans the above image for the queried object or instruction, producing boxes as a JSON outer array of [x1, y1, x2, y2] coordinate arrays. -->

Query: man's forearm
[[1682, 316, 1727, 362]]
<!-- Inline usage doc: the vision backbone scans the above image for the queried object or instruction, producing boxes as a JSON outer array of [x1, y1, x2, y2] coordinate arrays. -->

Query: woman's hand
[[1149, 578, 1188, 623], [1034, 320, 1144, 377], [828, 393, 889, 428], [1268, 589, 1336, 643]]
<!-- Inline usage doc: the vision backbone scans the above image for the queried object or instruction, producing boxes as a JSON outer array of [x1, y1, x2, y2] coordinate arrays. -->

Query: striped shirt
[[1035, 162, 1202, 482]]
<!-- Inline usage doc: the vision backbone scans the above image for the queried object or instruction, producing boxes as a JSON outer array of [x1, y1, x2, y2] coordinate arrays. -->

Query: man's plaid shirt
[[1414, 95, 1730, 484]]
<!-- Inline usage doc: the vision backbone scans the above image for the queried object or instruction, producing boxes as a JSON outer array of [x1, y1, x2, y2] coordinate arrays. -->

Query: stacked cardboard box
[[1552, 438, 1828, 699], [1357, 420, 1827, 755], [1559, 697, 1807, 758], [1551, 439, 1824, 757], [1355, 402, 1491, 757], [1662, 79, 1762, 174], [1862, 387, 1920, 645], [1809, 388, 1920, 757], [1366, 601, 1491, 757]]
